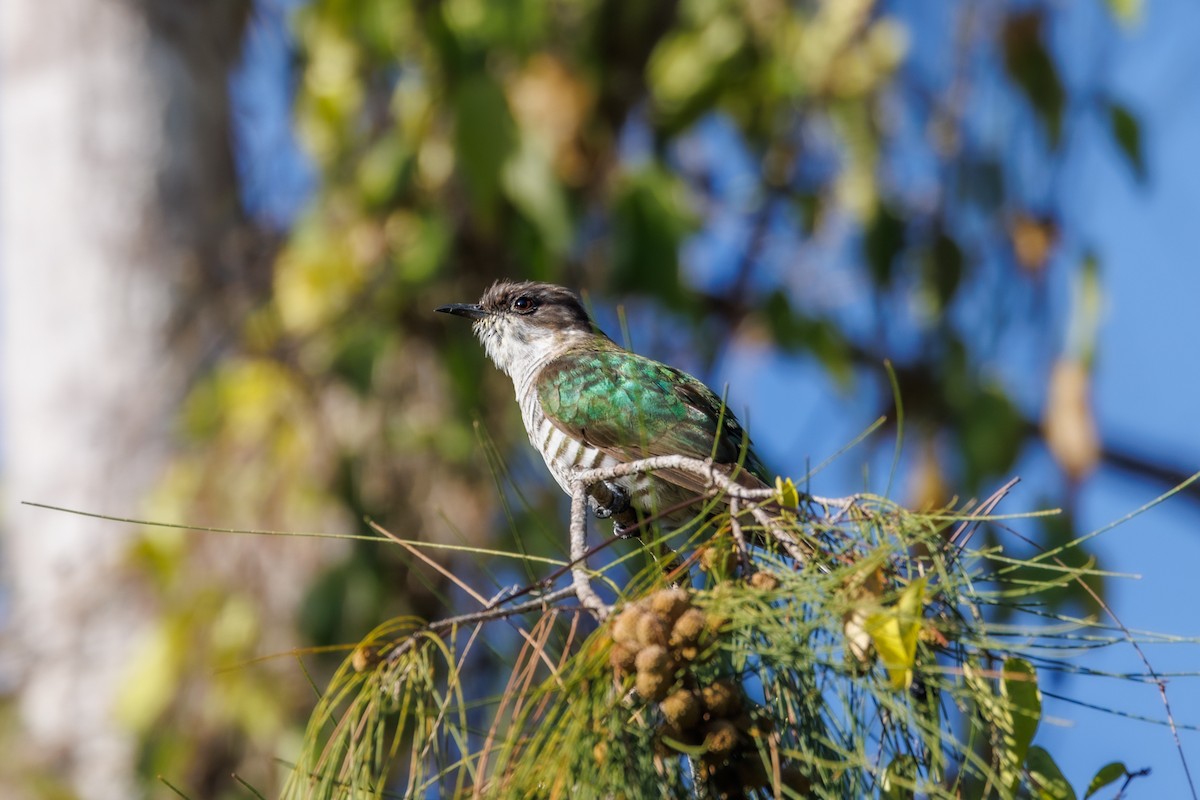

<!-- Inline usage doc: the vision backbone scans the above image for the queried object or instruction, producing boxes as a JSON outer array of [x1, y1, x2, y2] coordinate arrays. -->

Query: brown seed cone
[[609, 642, 637, 675], [669, 608, 707, 648], [611, 605, 644, 647], [649, 587, 691, 627], [703, 720, 740, 760], [634, 644, 670, 676], [659, 688, 701, 730], [701, 680, 742, 719], [351, 645, 379, 673], [700, 545, 737, 575], [635, 613, 669, 648], [748, 570, 780, 591], [636, 668, 671, 702]]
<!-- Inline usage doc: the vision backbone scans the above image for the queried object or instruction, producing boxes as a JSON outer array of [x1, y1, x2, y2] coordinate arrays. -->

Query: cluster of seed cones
[[607, 584, 809, 796], [608, 587, 707, 698]]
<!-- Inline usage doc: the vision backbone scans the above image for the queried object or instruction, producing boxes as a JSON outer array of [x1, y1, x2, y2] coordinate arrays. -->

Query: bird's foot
[[589, 480, 631, 520], [613, 521, 640, 539]]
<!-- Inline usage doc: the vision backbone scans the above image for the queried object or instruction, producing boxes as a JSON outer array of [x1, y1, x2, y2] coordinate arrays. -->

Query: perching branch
[[569, 479, 609, 617], [565, 454, 825, 616]]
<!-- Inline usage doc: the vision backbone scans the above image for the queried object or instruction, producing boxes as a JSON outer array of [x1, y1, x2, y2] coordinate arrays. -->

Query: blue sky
[[1052, 0, 1200, 787], [232, 0, 1200, 793]]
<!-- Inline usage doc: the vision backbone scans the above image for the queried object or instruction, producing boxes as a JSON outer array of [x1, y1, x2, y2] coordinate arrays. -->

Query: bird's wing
[[536, 349, 770, 496]]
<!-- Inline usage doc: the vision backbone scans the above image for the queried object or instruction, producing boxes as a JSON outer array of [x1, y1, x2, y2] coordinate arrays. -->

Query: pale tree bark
[[0, 1, 252, 796]]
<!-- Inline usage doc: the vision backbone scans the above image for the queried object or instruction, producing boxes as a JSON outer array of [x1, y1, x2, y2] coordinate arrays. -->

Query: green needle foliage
[[282, 484, 1168, 799]]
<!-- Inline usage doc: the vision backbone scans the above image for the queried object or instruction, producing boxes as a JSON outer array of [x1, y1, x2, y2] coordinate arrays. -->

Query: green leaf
[[924, 233, 963, 311], [502, 134, 572, 255], [392, 211, 451, 284], [1002, 11, 1066, 147], [1001, 658, 1042, 770], [761, 292, 853, 385], [864, 202, 906, 288], [1027, 746, 1078, 800], [610, 166, 695, 305], [330, 324, 388, 394], [955, 384, 1024, 484], [964, 657, 1045, 793], [1107, 102, 1146, 182], [356, 134, 410, 208], [1084, 762, 1127, 798], [454, 74, 517, 214], [647, 15, 747, 129]]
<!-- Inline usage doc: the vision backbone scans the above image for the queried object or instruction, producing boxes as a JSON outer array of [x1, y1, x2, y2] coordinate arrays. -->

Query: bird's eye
[[512, 296, 537, 313]]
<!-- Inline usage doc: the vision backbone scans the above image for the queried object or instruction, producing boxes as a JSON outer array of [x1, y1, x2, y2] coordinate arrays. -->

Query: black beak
[[436, 303, 489, 320]]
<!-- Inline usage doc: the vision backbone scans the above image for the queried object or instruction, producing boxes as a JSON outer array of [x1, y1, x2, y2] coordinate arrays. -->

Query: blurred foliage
[[127, 0, 1151, 794]]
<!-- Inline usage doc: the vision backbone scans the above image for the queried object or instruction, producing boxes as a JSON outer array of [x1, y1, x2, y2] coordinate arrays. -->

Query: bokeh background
[[2, 0, 1198, 797]]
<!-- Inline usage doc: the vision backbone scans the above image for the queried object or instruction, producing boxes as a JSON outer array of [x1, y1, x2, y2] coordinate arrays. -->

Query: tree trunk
[[0, 1, 250, 796]]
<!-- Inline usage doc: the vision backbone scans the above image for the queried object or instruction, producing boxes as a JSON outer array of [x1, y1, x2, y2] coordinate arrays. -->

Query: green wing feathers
[[536, 349, 770, 488]]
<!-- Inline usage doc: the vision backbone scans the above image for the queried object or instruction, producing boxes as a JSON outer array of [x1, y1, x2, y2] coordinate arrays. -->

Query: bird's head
[[437, 281, 604, 377]]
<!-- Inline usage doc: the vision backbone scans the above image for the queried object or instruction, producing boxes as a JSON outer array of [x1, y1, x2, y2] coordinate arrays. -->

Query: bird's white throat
[[474, 317, 590, 386]]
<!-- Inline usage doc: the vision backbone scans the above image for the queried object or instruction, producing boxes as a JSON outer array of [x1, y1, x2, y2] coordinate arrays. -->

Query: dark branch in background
[[1089, 440, 1200, 505], [686, 288, 1200, 511]]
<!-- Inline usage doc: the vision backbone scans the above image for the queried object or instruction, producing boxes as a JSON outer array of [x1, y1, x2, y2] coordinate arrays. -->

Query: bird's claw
[[589, 480, 631, 520], [613, 521, 639, 539]]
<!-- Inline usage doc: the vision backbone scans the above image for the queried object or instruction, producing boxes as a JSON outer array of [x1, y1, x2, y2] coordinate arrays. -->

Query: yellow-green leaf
[[1084, 762, 1127, 799], [865, 577, 927, 690], [1027, 746, 1077, 800], [897, 575, 927, 620], [1001, 657, 1042, 771], [115, 617, 188, 731], [775, 476, 800, 508]]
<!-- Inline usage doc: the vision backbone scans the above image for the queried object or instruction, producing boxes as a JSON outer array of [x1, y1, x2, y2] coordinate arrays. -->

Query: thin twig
[[384, 587, 578, 664], [949, 477, 1020, 552]]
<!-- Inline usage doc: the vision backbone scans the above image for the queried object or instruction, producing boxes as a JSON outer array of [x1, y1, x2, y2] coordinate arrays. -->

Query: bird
[[437, 280, 777, 542]]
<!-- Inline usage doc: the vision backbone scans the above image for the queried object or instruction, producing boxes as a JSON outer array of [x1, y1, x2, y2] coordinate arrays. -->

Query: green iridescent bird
[[438, 280, 773, 535]]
